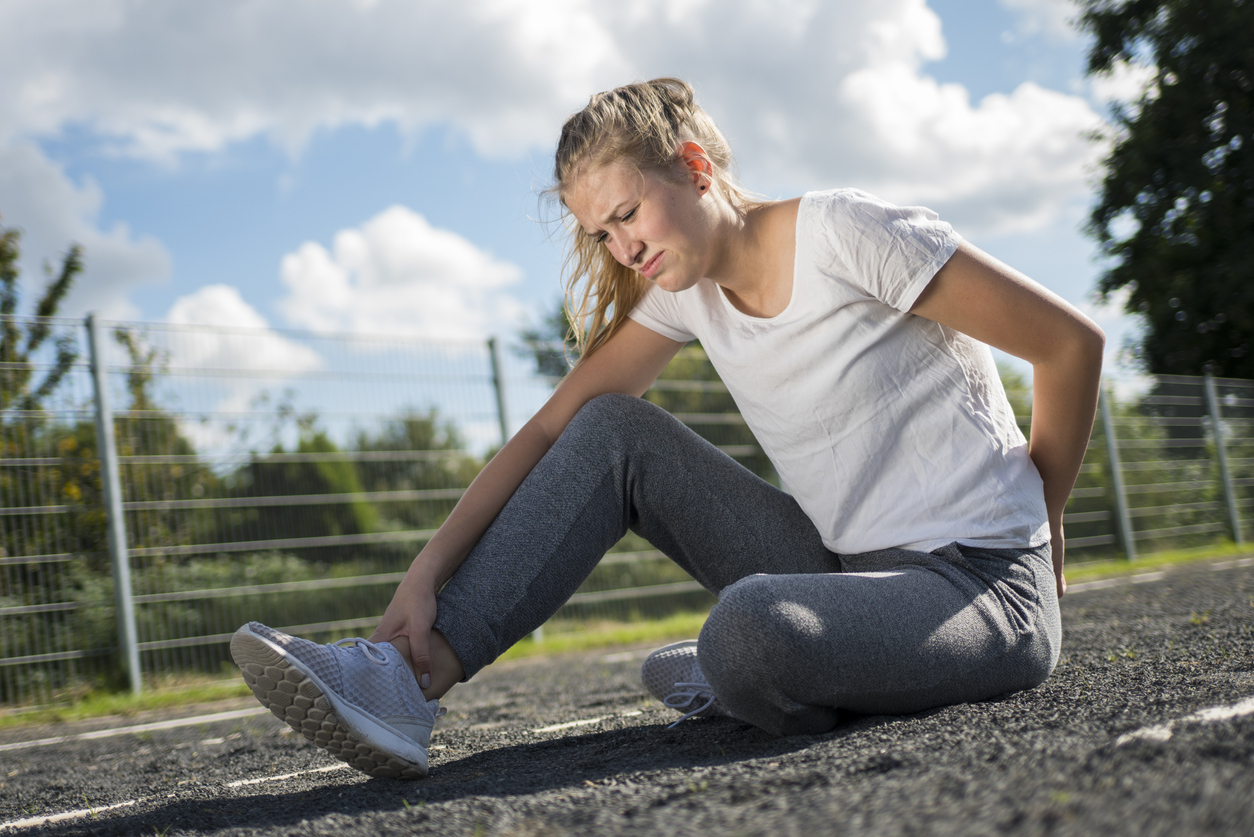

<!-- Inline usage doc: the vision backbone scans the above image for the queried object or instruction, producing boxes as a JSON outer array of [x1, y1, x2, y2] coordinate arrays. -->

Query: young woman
[[231, 78, 1104, 780]]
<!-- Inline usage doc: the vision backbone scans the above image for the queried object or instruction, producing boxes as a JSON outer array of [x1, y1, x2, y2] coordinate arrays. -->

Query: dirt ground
[[2, 557, 1252, 836]]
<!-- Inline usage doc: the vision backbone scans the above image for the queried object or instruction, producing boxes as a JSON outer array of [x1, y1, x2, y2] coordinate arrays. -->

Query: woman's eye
[[622, 208, 637, 222], [596, 232, 608, 244]]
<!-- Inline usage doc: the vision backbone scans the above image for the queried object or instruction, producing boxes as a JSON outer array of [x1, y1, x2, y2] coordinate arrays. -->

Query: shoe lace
[[663, 682, 718, 728], [332, 637, 389, 665], [330, 638, 450, 717]]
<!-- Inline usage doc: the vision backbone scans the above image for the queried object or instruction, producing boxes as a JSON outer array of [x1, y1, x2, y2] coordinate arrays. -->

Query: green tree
[[353, 410, 482, 532], [0, 218, 81, 416], [1081, 0, 1254, 376], [517, 302, 578, 381], [223, 428, 377, 564], [0, 220, 102, 702], [0, 219, 85, 567]]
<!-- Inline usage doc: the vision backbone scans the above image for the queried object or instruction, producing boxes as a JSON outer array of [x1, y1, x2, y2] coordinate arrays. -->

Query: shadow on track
[[28, 714, 912, 836]]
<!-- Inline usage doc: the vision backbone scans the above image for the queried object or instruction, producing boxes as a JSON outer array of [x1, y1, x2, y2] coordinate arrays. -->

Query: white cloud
[[998, 0, 1078, 40], [0, 143, 168, 319], [1089, 59, 1158, 108], [278, 205, 526, 341], [610, 0, 1105, 234], [166, 284, 322, 375], [162, 284, 324, 453], [0, 0, 624, 161], [827, 77, 1101, 234], [0, 0, 1110, 320]]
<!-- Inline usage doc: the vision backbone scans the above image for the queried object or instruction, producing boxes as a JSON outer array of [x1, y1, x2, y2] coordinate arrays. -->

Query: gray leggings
[[434, 394, 1061, 736]]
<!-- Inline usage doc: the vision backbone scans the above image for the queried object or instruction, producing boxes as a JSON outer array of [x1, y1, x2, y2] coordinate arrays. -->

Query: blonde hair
[[553, 78, 759, 361]]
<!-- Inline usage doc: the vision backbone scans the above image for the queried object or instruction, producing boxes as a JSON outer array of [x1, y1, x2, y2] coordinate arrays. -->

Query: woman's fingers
[[368, 573, 441, 682], [1051, 522, 1066, 598], [408, 629, 433, 691], [405, 589, 440, 692]]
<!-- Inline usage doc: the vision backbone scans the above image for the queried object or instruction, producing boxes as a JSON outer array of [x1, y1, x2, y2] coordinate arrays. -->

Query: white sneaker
[[640, 639, 731, 727], [231, 622, 443, 779]]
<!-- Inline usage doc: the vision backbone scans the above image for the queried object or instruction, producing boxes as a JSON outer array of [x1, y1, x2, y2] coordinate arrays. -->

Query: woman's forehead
[[568, 158, 641, 195], [565, 161, 646, 221]]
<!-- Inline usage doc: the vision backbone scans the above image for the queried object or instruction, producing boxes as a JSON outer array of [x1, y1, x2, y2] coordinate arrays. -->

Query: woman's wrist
[[403, 551, 449, 594]]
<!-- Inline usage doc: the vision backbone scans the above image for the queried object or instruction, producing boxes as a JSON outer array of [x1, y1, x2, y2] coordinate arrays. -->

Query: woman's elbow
[[1035, 313, 1104, 377], [1062, 306, 1105, 364], [1078, 317, 1106, 363]]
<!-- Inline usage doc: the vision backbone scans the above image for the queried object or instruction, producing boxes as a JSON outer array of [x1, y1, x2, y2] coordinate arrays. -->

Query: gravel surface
[[2, 558, 1252, 836]]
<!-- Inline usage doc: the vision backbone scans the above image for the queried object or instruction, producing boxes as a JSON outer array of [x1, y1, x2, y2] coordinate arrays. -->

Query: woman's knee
[[699, 574, 840, 736], [560, 393, 668, 458], [566, 393, 640, 436], [698, 574, 798, 686], [572, 392, 666, 428]]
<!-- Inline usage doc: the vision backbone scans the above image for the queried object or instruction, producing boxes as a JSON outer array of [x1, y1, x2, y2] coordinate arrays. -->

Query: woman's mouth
[[640, 252, 663, 279]]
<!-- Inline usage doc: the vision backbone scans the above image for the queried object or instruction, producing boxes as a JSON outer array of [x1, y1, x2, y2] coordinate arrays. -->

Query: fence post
[[1099, 382, 1137, 561], [487, 337, 510, 448], [87, 314, 142, 695], [1204, 372, 1243, 544]]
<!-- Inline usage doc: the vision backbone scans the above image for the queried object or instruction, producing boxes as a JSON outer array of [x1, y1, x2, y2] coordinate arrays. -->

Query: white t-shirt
[[627, 188, 1049, 555]]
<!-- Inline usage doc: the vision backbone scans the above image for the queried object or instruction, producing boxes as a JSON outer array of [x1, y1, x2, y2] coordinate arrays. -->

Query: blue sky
[[1, 0, 1152, 386]]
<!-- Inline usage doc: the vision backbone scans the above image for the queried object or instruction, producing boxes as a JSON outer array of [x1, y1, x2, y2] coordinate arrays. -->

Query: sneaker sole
[[230, 626, 429, 780]]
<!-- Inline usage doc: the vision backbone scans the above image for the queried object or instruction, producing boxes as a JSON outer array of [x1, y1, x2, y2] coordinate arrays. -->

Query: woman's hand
[[370, 572, 439, 690], [1050, 519, 1067, 598]]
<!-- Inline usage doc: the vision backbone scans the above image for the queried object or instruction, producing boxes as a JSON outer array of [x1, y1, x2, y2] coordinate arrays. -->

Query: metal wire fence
[[1, 315, 1250, 708]]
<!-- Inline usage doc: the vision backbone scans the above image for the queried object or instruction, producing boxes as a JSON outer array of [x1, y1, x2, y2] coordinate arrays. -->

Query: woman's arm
[[910, 241, 1105, 598], [370, 319, 684, 688]]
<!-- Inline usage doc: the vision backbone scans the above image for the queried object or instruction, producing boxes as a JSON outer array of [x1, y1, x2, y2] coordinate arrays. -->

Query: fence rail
[[2, 314, 1251, 708]]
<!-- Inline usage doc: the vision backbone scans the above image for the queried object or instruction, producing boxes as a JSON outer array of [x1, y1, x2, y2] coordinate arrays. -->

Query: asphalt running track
[[2, 558, 1252, 836]]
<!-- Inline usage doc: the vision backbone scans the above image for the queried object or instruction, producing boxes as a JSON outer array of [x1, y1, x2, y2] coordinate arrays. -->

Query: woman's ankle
[[382, 632, 464, 701]]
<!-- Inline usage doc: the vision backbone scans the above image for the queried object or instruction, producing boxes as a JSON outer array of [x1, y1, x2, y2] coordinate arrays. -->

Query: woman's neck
[[708, 198, 800, 319]]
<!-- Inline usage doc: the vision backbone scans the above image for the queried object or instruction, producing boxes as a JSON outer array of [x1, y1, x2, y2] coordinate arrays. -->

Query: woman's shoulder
[[747, 196, 803, 237], [800, 187, 899, 217], [799, 188, 950, 245]]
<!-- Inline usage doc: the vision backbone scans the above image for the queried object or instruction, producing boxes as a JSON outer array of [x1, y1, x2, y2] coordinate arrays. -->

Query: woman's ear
[[678, 141, 713, 191]]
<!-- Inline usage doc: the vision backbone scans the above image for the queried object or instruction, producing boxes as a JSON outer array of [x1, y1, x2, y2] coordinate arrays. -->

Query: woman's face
[[564, 158, 716, 294]]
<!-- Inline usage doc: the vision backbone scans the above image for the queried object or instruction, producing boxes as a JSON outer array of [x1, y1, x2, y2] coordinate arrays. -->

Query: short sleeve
[[807, 189, 963, 312], [627, 283, 697, 343]]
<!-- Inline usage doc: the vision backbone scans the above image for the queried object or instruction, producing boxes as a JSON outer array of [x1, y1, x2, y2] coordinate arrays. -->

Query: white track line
[[1068, 571, 1166, 593], [1, 797, 149, 831], [1208, 557, 1254, 571], [226, 763, 351, 787], [1116, 696, 1254, 746], [0, 763, 356, 831], [532, 710, 642, 734], [532, 716, 608, 733], [0, 707, 269, 753]]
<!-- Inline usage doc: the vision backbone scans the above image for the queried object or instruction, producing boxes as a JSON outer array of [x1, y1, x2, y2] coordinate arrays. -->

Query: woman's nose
[[608, 233, 641, 267]]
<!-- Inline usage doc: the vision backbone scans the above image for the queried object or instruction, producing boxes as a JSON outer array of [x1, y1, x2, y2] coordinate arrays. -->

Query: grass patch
[[498, 610, 709, 662], [1066, 541, 1251, 584], [0, 678, 250, 732]]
